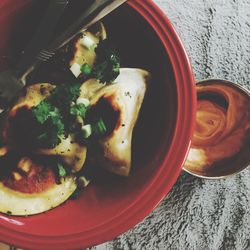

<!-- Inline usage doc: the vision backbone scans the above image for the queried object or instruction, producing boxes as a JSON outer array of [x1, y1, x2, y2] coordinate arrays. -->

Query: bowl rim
[[0, 0, 196, 249]]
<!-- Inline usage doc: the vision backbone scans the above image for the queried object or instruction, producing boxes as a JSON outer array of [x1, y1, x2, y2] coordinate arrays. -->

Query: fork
[[31, 0, 127, 63], [0, 0, 127, 110], [0, 0, 69, 109]]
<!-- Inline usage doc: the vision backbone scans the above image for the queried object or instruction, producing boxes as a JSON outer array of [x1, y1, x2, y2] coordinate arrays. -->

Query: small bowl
[[183, 79, 250, 179], [0, 0, 196, 249]]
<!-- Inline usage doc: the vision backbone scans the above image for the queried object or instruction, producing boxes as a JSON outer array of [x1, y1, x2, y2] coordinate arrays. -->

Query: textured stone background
[[92, 0, 250, 249]]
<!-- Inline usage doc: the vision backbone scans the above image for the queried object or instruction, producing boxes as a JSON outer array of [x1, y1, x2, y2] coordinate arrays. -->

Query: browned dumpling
[[0, 169, 76, 216], [80, 68, 150, 176], [1, 83, 88, 173], [38, 134, 87, 173], [0, 84, 83, 215], [0, 17, 151, 215]]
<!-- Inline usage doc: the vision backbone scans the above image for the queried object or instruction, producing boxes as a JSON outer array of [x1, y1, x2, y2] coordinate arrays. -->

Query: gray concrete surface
[[92, 0, 250, 249]]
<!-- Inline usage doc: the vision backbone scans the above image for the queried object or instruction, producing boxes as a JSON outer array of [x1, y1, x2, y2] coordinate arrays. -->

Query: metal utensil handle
[[16, 0, 69, 79], [47, 0, 127, 51]]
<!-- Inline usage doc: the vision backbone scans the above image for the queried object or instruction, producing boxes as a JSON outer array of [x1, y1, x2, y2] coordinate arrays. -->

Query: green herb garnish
[[32, 83, 82, 148], [70, 103, 87, 118], [32, 100, 53, 124], [57, 163, 67, 177], [31, 42, 118, 148], [91, 118, 107, 137], [51, 83, 81, 108], [32, 100, 65, 148], [80, 63, 92, 75], [92, 41, 120, 83]]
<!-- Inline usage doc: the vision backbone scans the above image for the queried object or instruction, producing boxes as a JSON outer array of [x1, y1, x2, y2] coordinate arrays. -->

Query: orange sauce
[[185, 83, 250, 173]]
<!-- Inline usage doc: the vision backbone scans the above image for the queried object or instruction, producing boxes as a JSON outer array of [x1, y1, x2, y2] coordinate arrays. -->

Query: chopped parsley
[[80, 63, 92, 75], [33, 101, 64, 132], [57, 163, 67, 177], [31, 41, 118, 148], [32, 100, 65, 148], [92, 41, 121, 83], [32, 83, 81, 148], [32, 82, 109, 148], [50, 83, 81, 108], [32, 101, 52, 124], [70, 103, 87, 118]]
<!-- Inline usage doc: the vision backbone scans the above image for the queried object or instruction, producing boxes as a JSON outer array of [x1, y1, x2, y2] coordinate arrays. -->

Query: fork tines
[[37, 50, 55, 62]]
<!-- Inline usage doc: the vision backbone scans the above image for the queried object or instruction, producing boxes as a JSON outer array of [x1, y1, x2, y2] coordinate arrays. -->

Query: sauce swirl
[[185, 83, 250, 174]]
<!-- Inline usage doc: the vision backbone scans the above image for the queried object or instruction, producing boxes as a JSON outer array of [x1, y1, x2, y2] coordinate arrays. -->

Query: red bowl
[[0, 0, 196, 249]]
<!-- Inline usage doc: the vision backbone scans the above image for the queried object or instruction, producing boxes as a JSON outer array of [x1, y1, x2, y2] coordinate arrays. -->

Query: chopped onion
[[81, 124, 92, 138], [77, 176, 90, 188], [70, 63, 81, 78], [76, 97, 90, 107], [80, 35, 96, 49]]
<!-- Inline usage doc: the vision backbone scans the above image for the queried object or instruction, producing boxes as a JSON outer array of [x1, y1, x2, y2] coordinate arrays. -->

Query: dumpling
[[1, 83, 87, 172], [0, 67, 150, 216], [0, 83, 85, 215], [0, 161, 76, 216], [81, 68, 150, 176], [38, 134, 87, 173]]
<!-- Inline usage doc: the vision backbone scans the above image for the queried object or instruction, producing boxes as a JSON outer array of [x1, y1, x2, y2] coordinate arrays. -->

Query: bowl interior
[[0, 0, 177, 236]]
